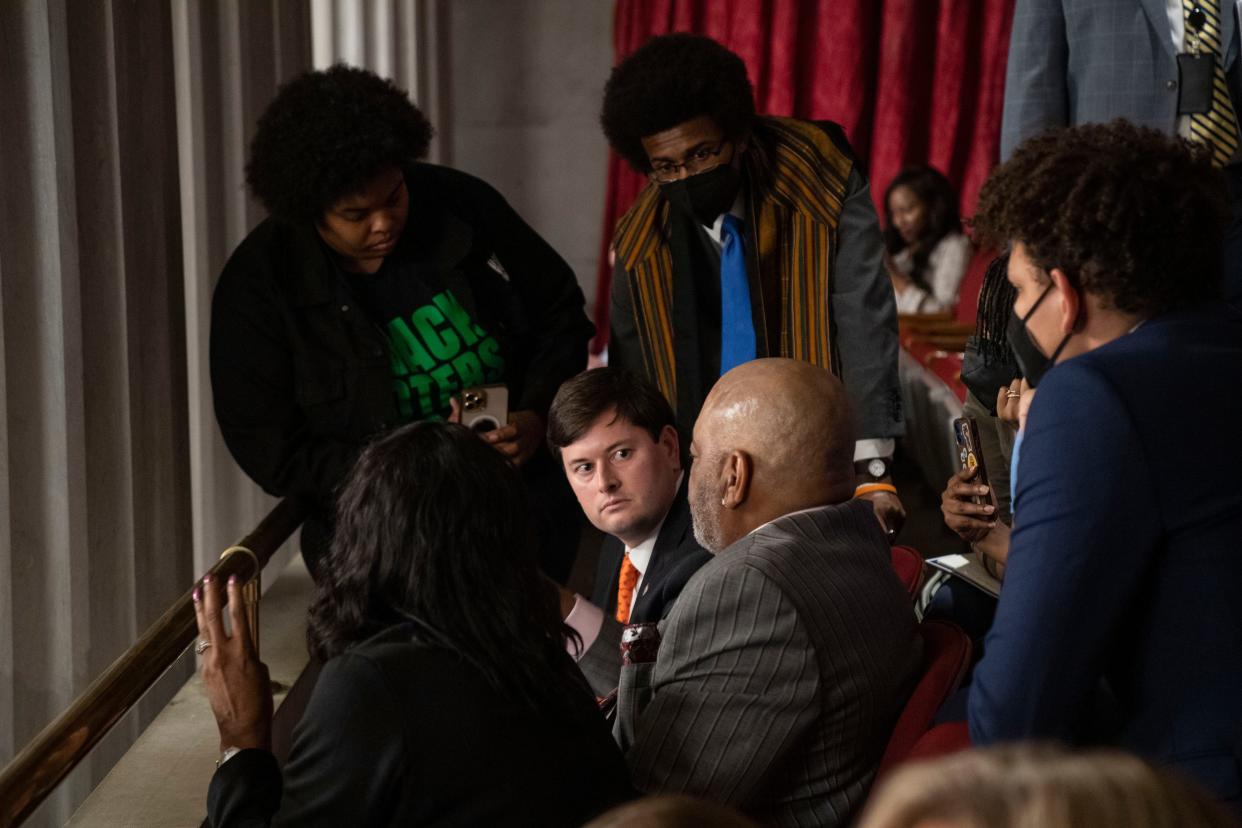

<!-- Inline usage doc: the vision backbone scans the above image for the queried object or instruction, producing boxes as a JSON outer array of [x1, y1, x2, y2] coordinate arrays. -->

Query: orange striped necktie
[[615, 556, 640, 624], [1184, 0, 1240, 167]]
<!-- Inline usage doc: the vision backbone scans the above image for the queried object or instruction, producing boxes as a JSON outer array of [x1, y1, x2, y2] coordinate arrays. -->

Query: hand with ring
[[193, 573, 273, 754], [996, 378, 1034, 429]]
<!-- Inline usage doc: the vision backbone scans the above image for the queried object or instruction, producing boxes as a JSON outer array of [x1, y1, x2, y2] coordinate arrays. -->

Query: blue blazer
[[969, 305, 1242, 805]]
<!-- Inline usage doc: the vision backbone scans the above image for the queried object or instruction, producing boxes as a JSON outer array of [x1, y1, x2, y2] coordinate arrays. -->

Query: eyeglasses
[[648, 140, 733, 184]]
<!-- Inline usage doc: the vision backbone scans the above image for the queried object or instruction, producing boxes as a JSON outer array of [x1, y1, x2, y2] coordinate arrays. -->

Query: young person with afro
[[600, 34, 908, 538], [210, 65, 593, 582]]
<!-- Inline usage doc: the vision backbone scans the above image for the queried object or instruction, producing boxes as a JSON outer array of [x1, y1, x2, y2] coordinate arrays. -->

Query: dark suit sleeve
[[831, 165, 904, 441], [211, 265, 362, 508], [578, 615, 625, 697], [608, 260, 644, 374], [1000, 0, 1069, 160], [461, 178, 594, 416], [207, 653, 409, 827], [627, 562, 819, 807], [969, 362, 1159, 744]]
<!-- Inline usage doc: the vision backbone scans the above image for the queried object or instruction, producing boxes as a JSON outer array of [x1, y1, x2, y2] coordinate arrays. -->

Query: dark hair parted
[[307, 422, 579, 711], [547, 368, 678, 459], [972, 120, 1228, 316], [884, 166, 963, 289], [246, 64, 434, 223], [601, 33, 756, 173]]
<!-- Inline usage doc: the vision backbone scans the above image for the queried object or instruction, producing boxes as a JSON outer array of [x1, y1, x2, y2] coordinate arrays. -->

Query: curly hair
[[307, 422, 581, 713], [601, 33, 756, 173], [971, 120, 1227, 317], [246, 64, 434, 222], [884, 165, 963, 289]]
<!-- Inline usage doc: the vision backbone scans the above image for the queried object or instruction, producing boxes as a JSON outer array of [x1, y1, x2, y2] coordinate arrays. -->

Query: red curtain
[[591, 0, 1015, 353]]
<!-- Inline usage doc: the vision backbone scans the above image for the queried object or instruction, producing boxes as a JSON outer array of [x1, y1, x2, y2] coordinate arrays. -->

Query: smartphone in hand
[[458, 385, 508, 434], [953, 417, 991, 506]]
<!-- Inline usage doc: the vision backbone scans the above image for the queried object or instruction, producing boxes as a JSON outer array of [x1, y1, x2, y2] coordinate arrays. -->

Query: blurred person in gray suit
[[577, 358, 921, 828], [1001, 0, 1240, 159], [1002, 0, 1242, 299]]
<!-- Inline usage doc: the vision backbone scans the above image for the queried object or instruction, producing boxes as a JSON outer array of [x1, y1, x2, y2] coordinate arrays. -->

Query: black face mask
[[1005, 283, 1071, 388], [960, 336, 1019, 415], [659, 162, 742, 227]]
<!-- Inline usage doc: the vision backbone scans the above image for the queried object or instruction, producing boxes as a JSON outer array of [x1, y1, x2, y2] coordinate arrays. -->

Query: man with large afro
[[598, 34, 907, 539], [211, 65, 593, 582]]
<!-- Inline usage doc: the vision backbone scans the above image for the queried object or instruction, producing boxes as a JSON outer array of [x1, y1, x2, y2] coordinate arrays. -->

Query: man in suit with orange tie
[[548, 368, 710, 652]]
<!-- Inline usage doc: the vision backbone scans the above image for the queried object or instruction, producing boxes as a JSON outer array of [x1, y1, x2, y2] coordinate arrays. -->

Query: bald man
[[576, 359, 921, 828]]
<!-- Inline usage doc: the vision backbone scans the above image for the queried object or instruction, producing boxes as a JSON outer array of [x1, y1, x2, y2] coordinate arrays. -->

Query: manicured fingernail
[[192, 587, 201, 603], [978, 486, 989, 494], [203, 573, 212, 583], [228, 575, 237, 585], [984, 505, 995, 513]]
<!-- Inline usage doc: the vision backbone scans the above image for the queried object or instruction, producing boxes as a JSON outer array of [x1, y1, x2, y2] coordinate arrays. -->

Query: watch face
[[867, 458, 888, 478]]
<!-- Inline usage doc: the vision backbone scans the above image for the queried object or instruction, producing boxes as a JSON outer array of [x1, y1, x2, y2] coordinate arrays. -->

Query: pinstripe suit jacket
[[1001, 0, 1241, 160], [578, 499, 921, 827]]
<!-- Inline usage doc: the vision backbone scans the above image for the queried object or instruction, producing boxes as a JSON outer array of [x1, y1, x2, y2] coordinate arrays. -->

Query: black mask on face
[[659, 162, 742, 227], [960, 336, 1019, 415], [1005, 282, 1072, 388]]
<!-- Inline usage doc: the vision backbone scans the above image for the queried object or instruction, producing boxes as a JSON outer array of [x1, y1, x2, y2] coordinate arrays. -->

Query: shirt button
[[1166, 79, 1177, 91], [340, 304, 350, 313]]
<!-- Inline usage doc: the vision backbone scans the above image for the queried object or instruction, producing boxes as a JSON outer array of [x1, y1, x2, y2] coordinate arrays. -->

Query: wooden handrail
[[0, 497, 307, 828]]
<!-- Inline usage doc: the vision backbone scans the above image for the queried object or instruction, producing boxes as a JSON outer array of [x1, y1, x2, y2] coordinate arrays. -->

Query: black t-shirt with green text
[[347, 258, 505, 422]]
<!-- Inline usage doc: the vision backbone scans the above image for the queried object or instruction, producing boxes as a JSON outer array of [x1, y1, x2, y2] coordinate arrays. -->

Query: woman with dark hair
[[883, 165, 973, 314], [210, 64, 593, 583], [922, 253, 1019, 649], [195, 422, 632, 826]]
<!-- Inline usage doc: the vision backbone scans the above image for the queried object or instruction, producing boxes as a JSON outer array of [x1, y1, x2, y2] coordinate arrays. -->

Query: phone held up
[[953, 417, 991, 506], [458, 384, 508, 434]]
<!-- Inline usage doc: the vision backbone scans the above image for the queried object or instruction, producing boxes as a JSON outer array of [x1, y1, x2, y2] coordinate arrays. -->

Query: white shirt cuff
[[854, 438, 895, 462], [564, 595, 604, 661]]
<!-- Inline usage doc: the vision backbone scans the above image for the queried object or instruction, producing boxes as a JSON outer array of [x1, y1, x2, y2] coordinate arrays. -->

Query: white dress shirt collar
[[702, 189, 748, 248]]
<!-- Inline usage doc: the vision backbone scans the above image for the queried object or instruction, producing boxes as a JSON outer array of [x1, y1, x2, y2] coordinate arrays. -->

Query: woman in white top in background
[[883, 165, 973, 314]]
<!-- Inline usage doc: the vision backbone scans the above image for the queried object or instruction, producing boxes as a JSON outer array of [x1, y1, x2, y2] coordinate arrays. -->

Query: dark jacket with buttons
[[210, 163, 593, 556]]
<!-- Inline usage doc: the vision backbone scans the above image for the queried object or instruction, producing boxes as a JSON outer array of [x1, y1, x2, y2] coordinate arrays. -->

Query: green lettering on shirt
[[433, 291, 485, 347], [378, 288, 506, 422], [411, 305, 461, 361], [388, 317, 437, 373]]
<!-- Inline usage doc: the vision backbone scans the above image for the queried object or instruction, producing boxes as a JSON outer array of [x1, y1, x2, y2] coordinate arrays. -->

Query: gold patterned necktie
[[1184, 0, 1240, 167]]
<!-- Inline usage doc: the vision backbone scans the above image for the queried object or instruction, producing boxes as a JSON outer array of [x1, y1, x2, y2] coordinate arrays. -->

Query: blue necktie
[[719, 214, 756, 375]]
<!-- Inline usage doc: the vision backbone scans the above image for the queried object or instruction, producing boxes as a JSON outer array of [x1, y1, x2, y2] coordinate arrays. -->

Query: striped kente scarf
[[612, 116, 853, 410]]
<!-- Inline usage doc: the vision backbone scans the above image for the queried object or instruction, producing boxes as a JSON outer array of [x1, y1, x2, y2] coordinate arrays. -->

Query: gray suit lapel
[[1220, 0, 1238, 69], [1140, 0, 1178, 61]]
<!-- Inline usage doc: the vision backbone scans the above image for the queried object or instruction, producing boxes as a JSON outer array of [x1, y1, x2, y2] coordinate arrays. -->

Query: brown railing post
[[0, 498, 306, 828]]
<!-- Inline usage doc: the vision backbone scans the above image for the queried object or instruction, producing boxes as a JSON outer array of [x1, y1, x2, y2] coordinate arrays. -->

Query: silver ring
[[1006, 391, 1021, 398], [195, 639, 211, 655]]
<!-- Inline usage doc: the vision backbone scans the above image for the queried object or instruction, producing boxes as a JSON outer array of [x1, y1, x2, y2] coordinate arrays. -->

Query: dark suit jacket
[[591, 482, 711, 625], [969, 305, 1242, 806], [207, 625, 631, 827], [580, 500, 922, 827]]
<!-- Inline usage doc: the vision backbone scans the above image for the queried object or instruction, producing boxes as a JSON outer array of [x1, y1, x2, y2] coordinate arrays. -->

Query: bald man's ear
[[721, 450, 752, 509]]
